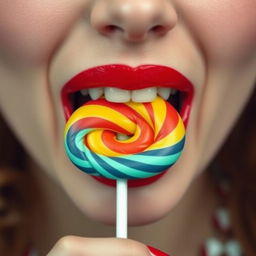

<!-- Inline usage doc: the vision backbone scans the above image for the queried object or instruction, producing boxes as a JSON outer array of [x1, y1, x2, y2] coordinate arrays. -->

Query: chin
[[65, 159, 194, 227]]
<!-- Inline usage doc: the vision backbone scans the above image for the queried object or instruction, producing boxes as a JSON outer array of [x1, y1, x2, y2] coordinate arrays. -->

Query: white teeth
[[88, 87, 104, 100], [157, 87, 171, 100], [131, 87, 157, 102], [80, 89, 88, 96], [85, 87, 178, 102], [105, 87, 131, 103]]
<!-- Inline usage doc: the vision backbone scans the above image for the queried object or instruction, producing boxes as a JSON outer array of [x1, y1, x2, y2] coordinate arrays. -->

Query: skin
[[0, 0, 255, 255]]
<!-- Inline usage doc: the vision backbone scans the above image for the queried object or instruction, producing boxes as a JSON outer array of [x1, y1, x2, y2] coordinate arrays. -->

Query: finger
[[47, 236, 152, 256]]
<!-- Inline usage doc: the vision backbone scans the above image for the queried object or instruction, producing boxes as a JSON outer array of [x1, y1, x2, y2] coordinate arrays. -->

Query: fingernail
[[147, 245, 170, 256]]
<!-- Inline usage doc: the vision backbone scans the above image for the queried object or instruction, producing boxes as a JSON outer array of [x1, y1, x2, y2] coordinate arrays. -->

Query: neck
[[130, 172, 218, 255]]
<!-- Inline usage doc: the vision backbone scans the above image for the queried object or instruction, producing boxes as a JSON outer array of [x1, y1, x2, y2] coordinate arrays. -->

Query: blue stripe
[[97, 154, 161, 178], [66, 128, 87, 159], [90, 152, 136, 179], [65, 125, 185, 179], [138, 136, 185, 156], [111, 157, 171, 173]]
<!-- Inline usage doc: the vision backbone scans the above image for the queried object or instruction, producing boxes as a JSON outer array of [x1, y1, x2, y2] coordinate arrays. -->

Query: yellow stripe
[[146, 116, 185, 151], [125, 102, 154, 128], [64, 105, 136, 136], [151, 97, 166, 138]]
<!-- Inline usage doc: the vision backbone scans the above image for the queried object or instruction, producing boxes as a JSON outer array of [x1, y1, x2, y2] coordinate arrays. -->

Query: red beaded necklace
[[200, 168, 244, 256]]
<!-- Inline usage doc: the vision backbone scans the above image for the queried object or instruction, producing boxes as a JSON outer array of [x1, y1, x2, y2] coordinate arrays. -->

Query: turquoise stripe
[[65, 124, 184, 179], [64, 139, 92, 168], [75, 129, 93, 152], [119, 152, 181, 166], [97, 154, 160, 178], [84, 147, 117, 179]]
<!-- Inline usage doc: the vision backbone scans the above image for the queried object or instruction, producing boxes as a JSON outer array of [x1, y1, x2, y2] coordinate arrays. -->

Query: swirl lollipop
[[64, 96, 185, 237], [64, 96, 185, 179]]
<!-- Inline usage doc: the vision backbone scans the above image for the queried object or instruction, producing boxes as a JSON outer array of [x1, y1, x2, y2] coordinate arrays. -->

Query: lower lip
[[93, 172, 167, 188]]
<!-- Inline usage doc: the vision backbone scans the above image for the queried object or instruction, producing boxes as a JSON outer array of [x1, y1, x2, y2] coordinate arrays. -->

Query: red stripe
[[73, 117, 131, 135], [143, 102, 155, 127], [155, 101, 179, 141], [101, 118, 154, 154]]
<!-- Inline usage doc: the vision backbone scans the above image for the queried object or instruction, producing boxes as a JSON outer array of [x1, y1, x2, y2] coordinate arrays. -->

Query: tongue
[[64, 96, 186, 180]]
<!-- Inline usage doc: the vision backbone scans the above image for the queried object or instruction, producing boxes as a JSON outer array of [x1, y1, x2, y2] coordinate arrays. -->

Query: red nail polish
[[147, 245, 170, 256]]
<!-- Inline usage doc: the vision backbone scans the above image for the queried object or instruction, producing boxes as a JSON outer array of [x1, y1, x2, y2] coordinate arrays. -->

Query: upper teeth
[[131, 87, 157, 102], [81, 87, 177, 103]]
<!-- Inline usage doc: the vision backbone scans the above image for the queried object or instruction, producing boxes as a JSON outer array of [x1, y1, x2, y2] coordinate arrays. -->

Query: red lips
[[61, 64, 194, 126], [61, 64, 194, 187]]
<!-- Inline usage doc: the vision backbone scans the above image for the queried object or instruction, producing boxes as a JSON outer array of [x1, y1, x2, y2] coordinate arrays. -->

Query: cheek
[[0, 1, 83, 65], [183, 0, 256, 63]]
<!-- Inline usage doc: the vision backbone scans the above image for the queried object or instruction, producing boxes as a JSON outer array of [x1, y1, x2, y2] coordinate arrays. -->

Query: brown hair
[[213, 87, 256, 255], [0, 115, 31, 255], [0, 88, 255, 255]]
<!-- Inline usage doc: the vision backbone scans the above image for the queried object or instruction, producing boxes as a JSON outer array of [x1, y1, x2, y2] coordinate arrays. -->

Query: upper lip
[[62, 64, 194, 91], [61, 64, 194, 124]]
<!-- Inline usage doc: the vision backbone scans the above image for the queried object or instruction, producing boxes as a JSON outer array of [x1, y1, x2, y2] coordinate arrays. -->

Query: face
[[0, 0, 255, 225]]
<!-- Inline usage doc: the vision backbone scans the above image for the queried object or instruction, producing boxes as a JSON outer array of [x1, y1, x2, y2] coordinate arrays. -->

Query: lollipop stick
[[116, 179, 128, 238]]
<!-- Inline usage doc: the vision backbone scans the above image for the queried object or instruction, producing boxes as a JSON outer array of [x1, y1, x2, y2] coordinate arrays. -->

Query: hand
[[47, 236, 154, 256]]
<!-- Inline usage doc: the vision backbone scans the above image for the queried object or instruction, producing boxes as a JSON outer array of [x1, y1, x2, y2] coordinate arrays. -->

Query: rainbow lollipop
[[64, 96, 185, 237], [64, 96, 185, 179]]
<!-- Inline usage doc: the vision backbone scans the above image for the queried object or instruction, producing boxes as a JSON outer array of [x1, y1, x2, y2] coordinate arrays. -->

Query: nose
[[90, 0, 177, 42]]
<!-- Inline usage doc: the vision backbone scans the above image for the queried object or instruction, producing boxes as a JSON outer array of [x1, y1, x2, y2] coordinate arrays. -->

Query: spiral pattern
[[64, 96, 185, 180]]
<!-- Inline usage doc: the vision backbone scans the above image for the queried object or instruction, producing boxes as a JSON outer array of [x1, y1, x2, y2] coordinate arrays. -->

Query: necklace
[[200, 167, 244, 256]]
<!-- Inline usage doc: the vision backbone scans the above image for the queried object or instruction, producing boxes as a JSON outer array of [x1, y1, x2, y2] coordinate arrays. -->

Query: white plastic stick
[[116, 179, 128, 238]]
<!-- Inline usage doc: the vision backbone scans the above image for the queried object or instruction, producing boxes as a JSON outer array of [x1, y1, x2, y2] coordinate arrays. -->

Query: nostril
[[106, 25, 123, 33], [90, 0, 177, 42], [101, 25, 123, 35], [150, 25, 166, 34]]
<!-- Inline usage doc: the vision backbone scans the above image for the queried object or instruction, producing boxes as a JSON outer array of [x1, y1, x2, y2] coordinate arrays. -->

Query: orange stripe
[[101, 118, 154, 154]]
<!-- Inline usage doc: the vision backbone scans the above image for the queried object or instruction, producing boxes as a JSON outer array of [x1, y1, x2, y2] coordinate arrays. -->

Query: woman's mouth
[[61, 64, 194, 187]]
